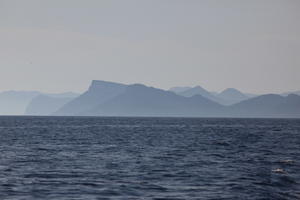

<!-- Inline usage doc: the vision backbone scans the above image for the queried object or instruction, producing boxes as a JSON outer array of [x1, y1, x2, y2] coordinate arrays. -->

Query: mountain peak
[[221, 88, 244, 95], [89, 80, 127, 91], [193, 85, 207, 91], [179, 85, 211, 97], [218, 88, 248, 101], [54, 80, 127, 116], [130, 83, 147, 88]]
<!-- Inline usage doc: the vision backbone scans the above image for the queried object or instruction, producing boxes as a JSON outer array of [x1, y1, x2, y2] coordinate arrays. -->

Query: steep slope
[[217, 88, 249, 105], [54, 80, 127, 116], [84, 84, 225, 117], [50, 80, 300, 118], [25, 95, 74, 116], [229, 94, 300, 118]]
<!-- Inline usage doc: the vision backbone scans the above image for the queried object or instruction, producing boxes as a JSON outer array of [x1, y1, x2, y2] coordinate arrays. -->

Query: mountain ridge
[[25, 94, 74, 116], [0, 90, 79, 115], [53, 80, 300, 118], [82, 84, 224, 117], [54, 80, 128, 116], [171, 86, 250, 105], [1, 80, 299, 118]]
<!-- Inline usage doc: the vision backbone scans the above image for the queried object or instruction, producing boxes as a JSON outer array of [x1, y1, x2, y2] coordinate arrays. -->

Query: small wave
[[278, 159, 295, 164], [272, 168, 285, 174]]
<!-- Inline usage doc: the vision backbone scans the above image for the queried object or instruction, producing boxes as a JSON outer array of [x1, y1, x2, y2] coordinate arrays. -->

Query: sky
[[0, 0, 299, 94]]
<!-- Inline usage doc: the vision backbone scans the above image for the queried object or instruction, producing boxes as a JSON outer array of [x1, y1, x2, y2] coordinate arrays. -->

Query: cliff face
[[54, 80, 128, 116], [52, 80, 300, 118], [83, 84, 224, 117]]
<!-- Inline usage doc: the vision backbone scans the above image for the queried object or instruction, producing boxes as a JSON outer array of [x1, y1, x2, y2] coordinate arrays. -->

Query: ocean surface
[[0, 117, 299, 200]]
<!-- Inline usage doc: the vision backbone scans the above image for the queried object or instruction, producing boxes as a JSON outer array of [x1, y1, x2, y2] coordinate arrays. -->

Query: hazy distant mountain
[[83, 84, 224, 117], [46, 92, 79, 99], [217, 88, 249, 105], [228, 94, 300, 118], [0, 90, 79, 116], [53, 80, 300, 118], [169, 86, 192, 93], [25, 95, 74, 116], [178, 86, 213, 98], [171, 86, 249, 105], [245, 93, 258, 98], [0, 91, 41, 115], [173, 86, 224, 104], [54, 80, 127, 116], [281, 90, 300, 96], [2, 80, 299, 118]]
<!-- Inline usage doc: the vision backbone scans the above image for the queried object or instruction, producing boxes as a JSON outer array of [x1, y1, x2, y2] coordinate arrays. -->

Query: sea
[[0, 116, 299, 200]]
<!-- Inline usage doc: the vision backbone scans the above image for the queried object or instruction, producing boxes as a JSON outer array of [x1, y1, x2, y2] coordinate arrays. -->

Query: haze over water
[[1, 1, 300, 199], [0, 116, 299, 199]]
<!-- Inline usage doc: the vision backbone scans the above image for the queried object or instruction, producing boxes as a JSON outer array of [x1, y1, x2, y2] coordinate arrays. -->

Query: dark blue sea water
[[0, 117, 299, 200]]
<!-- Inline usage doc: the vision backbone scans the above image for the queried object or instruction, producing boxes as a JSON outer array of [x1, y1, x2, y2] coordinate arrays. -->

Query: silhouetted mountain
[[170, 86, 251, 105], [0, 91, 41, 115], [3, 81, 299, 118], [53, 80, 300, 118], [169, 86, 192, 93], [83, 84, 224, 117], [228, 94, 300, 118], [245, 93, 258, 98], [178, 86, 211, 97], [281, 90, 300, 96], [54, 80, 127, 116], [217, 88, 249, 105], [25, 95, 74, 116], [176, 86, 224, 104]]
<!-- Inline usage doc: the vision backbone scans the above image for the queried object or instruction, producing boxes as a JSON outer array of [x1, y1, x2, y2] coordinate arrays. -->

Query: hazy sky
[[0, 0, 299, 94]]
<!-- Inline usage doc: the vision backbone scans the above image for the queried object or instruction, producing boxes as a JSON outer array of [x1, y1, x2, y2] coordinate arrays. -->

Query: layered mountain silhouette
[[170, 86, 250, 105], [228, 94, 300, 118], [0, 91, 40, 115], [281, 90, 300, 96], [1, 80, 299, 118], [169, 86, 192, 94], [25, 94, 75, 115], [178, 86, 222, 102], [54, 80, 127, 116], [216, 88, 249, 105], [51, 80, 300, 118], [82, 84, 224, 117], [0, 91, 79, 115]]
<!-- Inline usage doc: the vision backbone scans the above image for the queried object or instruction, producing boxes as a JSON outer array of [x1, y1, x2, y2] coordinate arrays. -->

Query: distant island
[[1, 80, 300, 118]]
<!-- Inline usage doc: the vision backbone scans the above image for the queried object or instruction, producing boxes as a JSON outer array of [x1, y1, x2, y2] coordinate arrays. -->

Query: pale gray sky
[[0, 0, 299, 94]]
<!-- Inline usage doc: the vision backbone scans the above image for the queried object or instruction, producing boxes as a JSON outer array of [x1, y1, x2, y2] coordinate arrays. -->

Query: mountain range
[[0, 91, 41, 115], [169, 86, 251, 105], [0, 80, 299, 118], [0, 91, 79, 115]]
